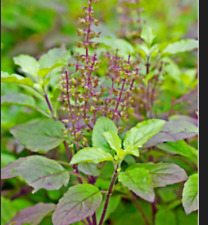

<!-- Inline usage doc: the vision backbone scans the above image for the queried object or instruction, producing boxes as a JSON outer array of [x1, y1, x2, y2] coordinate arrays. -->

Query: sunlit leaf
[[123, 119, 165, 149], [1, 71, 34, 87], [182, 173, 198, 214], [70, 147, 114, 164], [141, 25, 156, 46], [13, 55, 39, 78], [92, 117, 118, 152], [162, 39, 198, 55]]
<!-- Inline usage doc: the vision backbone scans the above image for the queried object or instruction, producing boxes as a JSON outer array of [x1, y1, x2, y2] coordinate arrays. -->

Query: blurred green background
[[1, 0, 198, 74]]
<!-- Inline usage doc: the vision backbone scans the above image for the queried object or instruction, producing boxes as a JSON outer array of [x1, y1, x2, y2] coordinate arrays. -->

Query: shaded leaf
[[70, 147, 114, 164], [52, 184, 102, 225], [157, 140, 198, 164], [10, 118, 65, 153], [155, 208, 177, 225], [128, 162, 188, 187], [6, 203, 55, 225], [92, 117, 118, 152], [1, 72, 34, 87], [144, 120, 198, 148], [1, 155, 70, 193], [182, 173, 198, 214], [13, 55, 39, 78], [124, 119, 165, 149], [1, 93, 36, 108], [162, 39, 198, 55], [78, 163, 102, 176], [118, 167, 155, 202]]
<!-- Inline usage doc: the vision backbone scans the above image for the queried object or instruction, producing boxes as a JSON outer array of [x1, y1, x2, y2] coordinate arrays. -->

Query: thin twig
[[68, 171, 88, 183], [131, 193, 151, 225]]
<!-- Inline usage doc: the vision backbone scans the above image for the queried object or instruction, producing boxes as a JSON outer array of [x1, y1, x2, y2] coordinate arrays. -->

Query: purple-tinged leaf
[[1, 155, 69, 193], [182, 173, 198, 214], [52, 184, 102, 225], [6, 203, 55, 225], [10, 118, 65, 153], [118, 167, 155, 202], [144, 120, 198, 148], [128, 162, 188, 187], [1, 157, 25, 179]]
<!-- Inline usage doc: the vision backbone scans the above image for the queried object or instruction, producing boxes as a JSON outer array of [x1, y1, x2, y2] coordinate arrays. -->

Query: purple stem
[[44, 91, 73, 162], [44, 93, 56, 120], [98, 164, 119, 225], [87, 217, 93, 225], [92, 213, 97, 225]]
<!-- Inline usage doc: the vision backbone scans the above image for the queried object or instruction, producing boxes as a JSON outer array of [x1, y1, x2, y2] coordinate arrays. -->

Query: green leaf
[[162, 39, 198, 55], [13, 55, 39, 78], [1, 72, 34, 87], [70, 147, 114, 164], [1, 197, 19, 225], [155, 209, 177, 225], [118, 167, 155, 202], [1, 93, 36, 108], [10, 118, 65, 153], [1, 197, 33, 225], [1, 156, 70, 193], [162, 57, 181, 82], [182, 173, 198, 214], [38, 48, 71, 69], [7, 203, 56, 225], [157, 140, 198, 164], [52, 184, 102, 225], [141, 26, 156, 46], [124, 145, 139, 157], [123, 119, 165, 149], [103, 131, 122, 152], [91, 36, 134, 57], [37, 63, 65, 79], [128, 162, 188, 187], [92, 117, 118, 152]]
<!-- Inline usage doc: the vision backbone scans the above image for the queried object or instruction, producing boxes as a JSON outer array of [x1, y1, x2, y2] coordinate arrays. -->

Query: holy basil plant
[[1, 117, 195, 225], [1, 0, 198, 224]]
